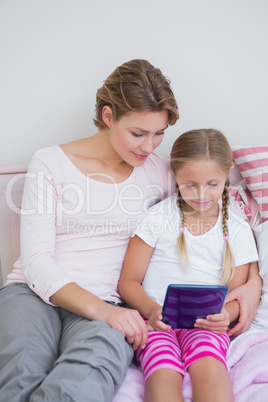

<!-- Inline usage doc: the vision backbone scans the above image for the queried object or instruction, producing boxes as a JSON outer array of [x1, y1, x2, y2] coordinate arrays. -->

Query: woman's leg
[[135, 329, 185, 402], [0, 283, 61, 402], [179, 329, 233, 402], [31, 308, 134, 402]]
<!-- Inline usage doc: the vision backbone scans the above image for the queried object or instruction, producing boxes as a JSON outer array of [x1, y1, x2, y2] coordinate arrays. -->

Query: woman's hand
[[194, 308, 230, 334], [225, 277, 262, 336], [50, 282, 149, 350], [104, 304, 149, 350], [147, 307, 171, 333]]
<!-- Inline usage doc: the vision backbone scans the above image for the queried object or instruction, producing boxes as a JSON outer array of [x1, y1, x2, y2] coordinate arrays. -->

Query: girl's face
[[173, 160, 229, 215], [104, 108, 169, 167]]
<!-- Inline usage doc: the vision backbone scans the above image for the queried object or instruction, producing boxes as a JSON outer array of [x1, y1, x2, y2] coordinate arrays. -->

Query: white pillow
[[250, 220, 268, 330]]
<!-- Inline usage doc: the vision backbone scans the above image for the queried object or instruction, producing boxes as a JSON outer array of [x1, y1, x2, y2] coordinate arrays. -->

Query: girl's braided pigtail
[[221, 183, 235, 284], [176, 185, 189, 268]]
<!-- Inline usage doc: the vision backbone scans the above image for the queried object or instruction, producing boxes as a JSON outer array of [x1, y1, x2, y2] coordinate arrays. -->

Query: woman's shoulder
[[140, 152, 173, 186], [30, 138, 91, 171], [58, 138, 90, 158], [32, 144, 61, 159], [146, 152, 170, 169]]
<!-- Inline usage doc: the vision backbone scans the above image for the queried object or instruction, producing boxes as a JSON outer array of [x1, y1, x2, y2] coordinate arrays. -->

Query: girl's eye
[[186, 184, 195, 188], [156, 131, 165, 136], [209, 183, 217, 187]]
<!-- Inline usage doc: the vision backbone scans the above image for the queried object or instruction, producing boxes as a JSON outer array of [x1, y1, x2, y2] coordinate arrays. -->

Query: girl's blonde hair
[[94, 59, 179, 129], [170, 129, 235, 284]]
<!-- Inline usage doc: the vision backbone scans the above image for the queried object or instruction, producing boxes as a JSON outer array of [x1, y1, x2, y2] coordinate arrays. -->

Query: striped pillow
[[231, 146, 268, 223]]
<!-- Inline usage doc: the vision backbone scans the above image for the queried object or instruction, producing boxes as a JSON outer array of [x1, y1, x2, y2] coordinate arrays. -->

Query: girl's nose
[[197, 186, 206, 199]]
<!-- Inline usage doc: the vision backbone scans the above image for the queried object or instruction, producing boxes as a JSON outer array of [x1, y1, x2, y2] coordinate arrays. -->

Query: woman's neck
[[59, 131, 134, 183]]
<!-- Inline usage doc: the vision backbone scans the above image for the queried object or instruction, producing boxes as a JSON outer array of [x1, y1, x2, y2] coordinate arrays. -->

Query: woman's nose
[[140, 137, 154, 154]]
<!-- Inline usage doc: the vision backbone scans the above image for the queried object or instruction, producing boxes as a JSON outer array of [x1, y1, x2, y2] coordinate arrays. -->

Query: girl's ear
[[229, 164, 234, 172], [102, 106, 113, 128]]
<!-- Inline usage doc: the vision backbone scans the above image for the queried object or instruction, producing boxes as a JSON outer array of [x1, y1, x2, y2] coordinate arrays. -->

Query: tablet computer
[[161, 284, 228, 329]]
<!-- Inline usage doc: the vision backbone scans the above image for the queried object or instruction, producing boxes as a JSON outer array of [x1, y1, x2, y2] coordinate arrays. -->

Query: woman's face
[[107, 109, 169, 167]]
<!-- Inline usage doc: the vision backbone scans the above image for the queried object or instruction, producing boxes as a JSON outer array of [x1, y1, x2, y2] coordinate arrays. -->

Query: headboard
[[0, 164, 27, 287]]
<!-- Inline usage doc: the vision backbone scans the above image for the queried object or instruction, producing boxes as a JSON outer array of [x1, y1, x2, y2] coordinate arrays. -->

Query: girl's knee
[[188, 356, 227, 378]]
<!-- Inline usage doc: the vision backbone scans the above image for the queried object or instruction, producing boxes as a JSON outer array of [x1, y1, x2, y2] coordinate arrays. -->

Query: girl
[[118, 129, 259, 402]]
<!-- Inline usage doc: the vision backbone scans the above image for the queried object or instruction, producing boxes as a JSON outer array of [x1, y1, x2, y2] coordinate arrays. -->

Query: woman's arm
[[118, 235, 170, 332], [225, 261, 262, 336], [22, 154, 148, 349], [195, 263, 250, 334], [224, 263, 250, 324], [50, 283, 148, 349]]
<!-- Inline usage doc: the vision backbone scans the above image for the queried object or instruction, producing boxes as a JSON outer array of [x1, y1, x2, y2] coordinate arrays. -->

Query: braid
[[221, 183, 235, 284], [221, 184, 230, 238], [176, 185, 189, 267]]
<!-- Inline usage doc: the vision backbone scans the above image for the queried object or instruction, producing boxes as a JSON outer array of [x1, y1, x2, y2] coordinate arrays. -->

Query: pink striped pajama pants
[[135, 328, 230, 383]]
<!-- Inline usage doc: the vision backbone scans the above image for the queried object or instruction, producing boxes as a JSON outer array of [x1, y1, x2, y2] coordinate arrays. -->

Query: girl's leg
[[135, 329, 185, 402], [0, 283, 61, 402], [31, 308, 133, 402], [145, 369, 184, 402], [179, 329, 233, 402], [188, 356, 233, 402]]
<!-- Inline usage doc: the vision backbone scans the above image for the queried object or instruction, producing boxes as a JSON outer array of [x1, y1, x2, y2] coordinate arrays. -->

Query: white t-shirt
[[133, 196, 259, 306], [6, 146, 174, 304]]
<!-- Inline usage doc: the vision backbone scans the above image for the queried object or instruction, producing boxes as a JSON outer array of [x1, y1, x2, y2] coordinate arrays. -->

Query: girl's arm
[[118, 235, 171, 332], [194, 263, 250, 334], [225, 261, 262, 336]]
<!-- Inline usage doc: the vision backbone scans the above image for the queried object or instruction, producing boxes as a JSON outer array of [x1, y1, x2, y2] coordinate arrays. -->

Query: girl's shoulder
[[228, 206, 252, 229], [146, 194, 177, 215]]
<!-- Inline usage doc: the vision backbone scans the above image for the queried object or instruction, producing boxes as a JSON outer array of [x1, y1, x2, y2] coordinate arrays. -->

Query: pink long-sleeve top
[[6, 146, 174, 304]]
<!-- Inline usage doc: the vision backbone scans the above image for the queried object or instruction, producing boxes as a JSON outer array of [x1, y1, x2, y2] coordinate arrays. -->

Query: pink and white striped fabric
[[135, 328, 230, 383], [231, 146, 268, 225]]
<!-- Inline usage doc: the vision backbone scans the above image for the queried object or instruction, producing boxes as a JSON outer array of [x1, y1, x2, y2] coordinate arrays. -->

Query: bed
[[1, 145, 268, 401]]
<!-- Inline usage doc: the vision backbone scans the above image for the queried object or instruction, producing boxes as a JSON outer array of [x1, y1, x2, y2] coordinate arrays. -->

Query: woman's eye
[[209, 183, 217, 187], [156, 131, 165, 136], [186, 184, 195, 188], [131, 132, 143, 138]]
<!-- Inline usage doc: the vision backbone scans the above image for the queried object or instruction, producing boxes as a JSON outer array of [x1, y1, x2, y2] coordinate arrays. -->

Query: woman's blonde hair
[[170, 129, 235, 284], [94, 59, 179, 129]]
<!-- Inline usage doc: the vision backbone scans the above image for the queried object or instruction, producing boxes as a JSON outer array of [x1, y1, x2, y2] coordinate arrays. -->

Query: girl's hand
[[147, 307, 171, 332], [104, 304, 148, 350], [194, 308, 230, 334]]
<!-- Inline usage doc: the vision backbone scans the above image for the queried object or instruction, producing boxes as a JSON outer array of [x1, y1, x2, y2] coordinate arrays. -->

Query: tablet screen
[[162, 284, 228, 329]]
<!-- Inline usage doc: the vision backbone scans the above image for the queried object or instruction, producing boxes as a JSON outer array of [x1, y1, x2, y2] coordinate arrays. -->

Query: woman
[[0, 59, 261, 402]]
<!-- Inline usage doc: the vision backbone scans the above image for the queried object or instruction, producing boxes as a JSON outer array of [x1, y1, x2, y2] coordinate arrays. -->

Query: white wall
[[1, 0, 268, 165]]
